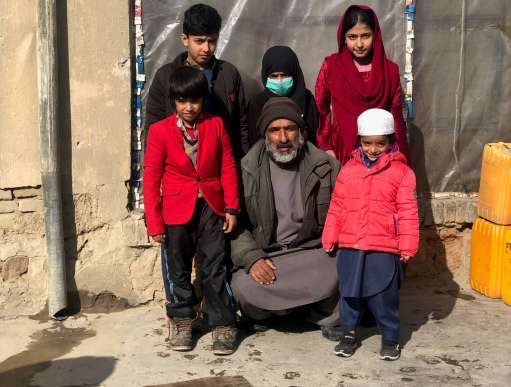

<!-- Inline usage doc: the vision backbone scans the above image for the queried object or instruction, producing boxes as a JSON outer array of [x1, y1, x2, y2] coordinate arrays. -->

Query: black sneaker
[[334, 333, 357, 357], [379, 339, 401, 361], [237, 314, 271, 332], [169, 317, 193, 351], [321, 325, 343, 342], [252, 321, 270, 332], [212, 325, 238, 355]]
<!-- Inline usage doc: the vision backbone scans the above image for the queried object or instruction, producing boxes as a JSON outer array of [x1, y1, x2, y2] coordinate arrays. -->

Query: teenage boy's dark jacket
[[146, 52, 249, 158], [230, 140, 340, 272]]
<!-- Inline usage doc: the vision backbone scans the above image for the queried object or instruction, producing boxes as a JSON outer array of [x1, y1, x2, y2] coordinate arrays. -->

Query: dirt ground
[[0, 276, 510, 387]]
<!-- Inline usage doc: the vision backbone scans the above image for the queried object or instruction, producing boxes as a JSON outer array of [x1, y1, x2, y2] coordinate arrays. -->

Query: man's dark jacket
[[230, 140, 340, 272], [145, 52, 249, 158]]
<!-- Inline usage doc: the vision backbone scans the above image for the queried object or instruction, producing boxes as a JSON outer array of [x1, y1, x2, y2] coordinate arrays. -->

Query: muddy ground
[[0, 277, 510, 387]]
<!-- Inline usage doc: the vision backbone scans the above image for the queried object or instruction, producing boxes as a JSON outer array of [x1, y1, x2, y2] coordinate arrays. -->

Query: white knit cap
[[357, 108, 395, 136]]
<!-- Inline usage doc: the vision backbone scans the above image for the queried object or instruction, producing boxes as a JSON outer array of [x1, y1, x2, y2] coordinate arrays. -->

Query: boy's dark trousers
[[161, 198, 236, 327], [340, 273, 400, 343]]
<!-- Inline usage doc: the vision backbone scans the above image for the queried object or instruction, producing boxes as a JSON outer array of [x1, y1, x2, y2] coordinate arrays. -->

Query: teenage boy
[[144, 66, 240, 355], [146, 3, 249, 158]]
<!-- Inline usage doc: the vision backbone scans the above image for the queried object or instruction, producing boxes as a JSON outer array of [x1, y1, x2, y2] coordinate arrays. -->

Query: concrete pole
[[36, 0, 67, 319]]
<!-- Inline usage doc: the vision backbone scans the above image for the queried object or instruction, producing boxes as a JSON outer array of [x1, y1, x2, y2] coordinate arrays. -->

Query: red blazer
[[322, 149, 418, 257], [143, 113, 240, 236]]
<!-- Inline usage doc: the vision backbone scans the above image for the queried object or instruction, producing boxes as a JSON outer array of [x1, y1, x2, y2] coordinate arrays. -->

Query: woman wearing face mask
[[247, 45, 318, 147], [315, 5, 410, 165]]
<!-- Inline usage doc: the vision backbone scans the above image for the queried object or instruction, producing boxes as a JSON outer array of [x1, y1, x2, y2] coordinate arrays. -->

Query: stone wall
[[0, 186, 45, 315], [0, 187, 478, 317], [410, 194, 477, 288]]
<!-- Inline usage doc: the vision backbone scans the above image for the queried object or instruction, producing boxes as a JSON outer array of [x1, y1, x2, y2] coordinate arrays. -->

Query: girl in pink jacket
[[322, 108, 419, 361]]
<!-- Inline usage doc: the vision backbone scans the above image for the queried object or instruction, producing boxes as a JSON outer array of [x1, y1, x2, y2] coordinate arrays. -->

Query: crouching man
[[230, 97, 342, 340]]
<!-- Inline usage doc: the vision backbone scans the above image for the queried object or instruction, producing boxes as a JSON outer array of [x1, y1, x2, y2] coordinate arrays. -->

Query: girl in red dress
[[315, 5, 409, 165]]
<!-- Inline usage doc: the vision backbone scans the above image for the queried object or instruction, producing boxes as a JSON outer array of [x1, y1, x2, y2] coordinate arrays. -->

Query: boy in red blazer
[[144, 66, 240, 355]]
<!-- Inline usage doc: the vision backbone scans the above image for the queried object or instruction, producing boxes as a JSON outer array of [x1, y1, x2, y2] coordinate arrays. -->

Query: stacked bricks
[[1, 186, 44, 286], [417, 192, 478, 227], [0, 186, 43, 214]]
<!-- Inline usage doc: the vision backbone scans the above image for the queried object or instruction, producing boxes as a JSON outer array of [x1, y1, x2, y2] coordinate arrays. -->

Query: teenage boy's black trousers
[[162, 199, 236, 327]]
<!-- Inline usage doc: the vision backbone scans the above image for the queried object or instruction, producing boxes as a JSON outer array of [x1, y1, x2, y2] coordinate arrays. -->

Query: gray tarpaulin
[[411, 0, 511, 193], [141, 0, 511, 192]]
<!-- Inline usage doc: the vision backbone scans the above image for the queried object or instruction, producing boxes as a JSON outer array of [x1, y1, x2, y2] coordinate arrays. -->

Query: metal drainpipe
[[36, 0, 67, 319]]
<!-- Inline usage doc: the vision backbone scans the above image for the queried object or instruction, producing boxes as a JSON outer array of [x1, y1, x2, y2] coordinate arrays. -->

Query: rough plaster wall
[[66, 0, 131, 193], [0, 0, 164, 317], [59, 0, 159, 310], [0, 1, 46, 317], [0, 190, 47, 317], [0, 0, 40, 187]]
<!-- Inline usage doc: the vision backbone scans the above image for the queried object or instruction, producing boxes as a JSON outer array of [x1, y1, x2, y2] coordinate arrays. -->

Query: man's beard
[[265, 131, 304, 164]]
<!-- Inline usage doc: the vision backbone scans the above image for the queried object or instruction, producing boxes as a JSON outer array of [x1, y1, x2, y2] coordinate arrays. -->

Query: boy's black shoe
[[212, 325, 238, 355], [334, 333, 357, 357], [237, 314, 272, 332], [169, 317, 193, 351], [321, 325, 343, 341], [252, 321, 270, 332], [379, 339, 401, 361]]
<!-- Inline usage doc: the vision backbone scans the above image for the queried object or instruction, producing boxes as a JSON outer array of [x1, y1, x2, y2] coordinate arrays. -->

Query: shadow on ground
[[0, 322, 112, 387], [403, 119, 461, 346], [0, 356, 116, 387]]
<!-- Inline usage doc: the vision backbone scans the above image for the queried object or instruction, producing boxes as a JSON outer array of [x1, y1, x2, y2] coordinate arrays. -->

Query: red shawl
[[315, 4, 409, 164]]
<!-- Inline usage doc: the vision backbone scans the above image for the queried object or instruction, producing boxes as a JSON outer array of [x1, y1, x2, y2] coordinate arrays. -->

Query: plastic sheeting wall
[[411, 0, 511, 193], [141, 0, 511, 193]]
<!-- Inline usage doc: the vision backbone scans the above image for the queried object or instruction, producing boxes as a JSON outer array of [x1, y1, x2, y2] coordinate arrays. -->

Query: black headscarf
[[247, 46, 317, 147], [260, 46, 307, 111]]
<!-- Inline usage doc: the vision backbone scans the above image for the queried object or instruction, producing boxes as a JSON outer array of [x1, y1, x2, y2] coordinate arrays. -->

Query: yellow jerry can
[[501, 236, 511, 306], [470, 217, 511, 299], [477, 143, 511, 225]]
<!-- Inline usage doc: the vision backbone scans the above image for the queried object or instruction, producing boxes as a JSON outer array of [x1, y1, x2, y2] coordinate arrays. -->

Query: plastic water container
[[477, 143, 511, 225], [501, 237, 511, 306], [470, 217, 511, 298]]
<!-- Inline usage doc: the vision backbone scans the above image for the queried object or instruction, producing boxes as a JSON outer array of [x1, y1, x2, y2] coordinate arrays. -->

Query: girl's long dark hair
[[340, 6, 376, 47]]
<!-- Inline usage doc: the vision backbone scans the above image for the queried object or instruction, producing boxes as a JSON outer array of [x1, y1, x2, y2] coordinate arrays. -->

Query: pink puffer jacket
[[322, 149, 419, 257]]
